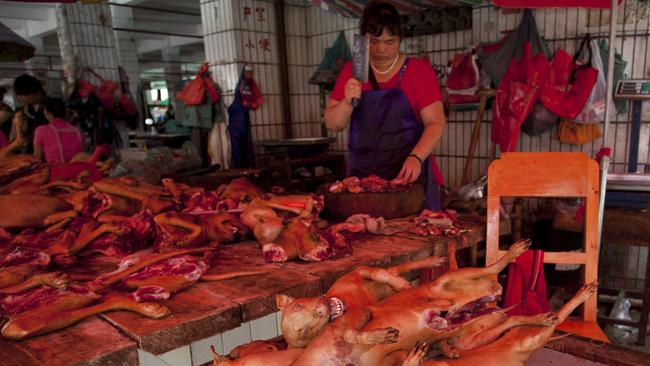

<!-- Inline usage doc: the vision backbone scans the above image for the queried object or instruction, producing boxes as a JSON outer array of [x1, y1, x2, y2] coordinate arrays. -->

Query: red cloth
[[77, 80, 96, 98], [330, 58, 443, 115], [503, 249, 551, 316], [493, 0, 622, 8], [241, 78, 264, 110], [33, 118, 84, 164], [492, 42, 550, 152]]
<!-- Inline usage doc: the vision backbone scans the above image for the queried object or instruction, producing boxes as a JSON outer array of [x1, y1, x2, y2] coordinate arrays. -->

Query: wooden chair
[[486, 152, 608, 342]]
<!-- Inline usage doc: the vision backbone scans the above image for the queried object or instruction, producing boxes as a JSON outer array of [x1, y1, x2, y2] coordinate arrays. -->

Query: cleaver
[[351, 34, 369, 108]]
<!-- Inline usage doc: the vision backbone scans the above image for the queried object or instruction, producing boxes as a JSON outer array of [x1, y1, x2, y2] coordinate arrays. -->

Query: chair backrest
[[486, 152, 599, 321]]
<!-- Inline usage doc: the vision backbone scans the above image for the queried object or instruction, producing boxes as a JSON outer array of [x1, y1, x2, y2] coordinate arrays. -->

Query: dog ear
[[276, 294, 295, 310]]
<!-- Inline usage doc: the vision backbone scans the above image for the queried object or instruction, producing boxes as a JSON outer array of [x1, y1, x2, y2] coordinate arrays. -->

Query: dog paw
[[508, 239, 531, 258], [402, 341, 428, 366], [361, 327, 400, 344], [440, 341, 460, 359], [575, 280, 599, 302], [530, 312, 559, 327], [395, 278, 414, 291]]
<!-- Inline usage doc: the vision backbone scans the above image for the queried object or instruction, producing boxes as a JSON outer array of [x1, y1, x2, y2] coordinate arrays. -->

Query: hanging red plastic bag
[[539, 37, 598, 119], [177, 63, 208, 106], [177, 63, 220, 106], [98, 80, 119, 111], [492, 42, 549, 152], [447, 52, 480, 104]]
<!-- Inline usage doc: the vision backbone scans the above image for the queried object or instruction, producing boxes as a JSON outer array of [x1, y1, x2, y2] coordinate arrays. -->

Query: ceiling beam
[[136, 36, 202, 55], [0, 5, 51, 21]]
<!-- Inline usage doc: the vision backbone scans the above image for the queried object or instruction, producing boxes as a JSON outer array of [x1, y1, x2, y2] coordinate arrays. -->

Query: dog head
[[276, 294, 332, 348]]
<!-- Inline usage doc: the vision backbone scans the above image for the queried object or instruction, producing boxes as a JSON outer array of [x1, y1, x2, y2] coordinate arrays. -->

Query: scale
[[606, 80, 650, 207]]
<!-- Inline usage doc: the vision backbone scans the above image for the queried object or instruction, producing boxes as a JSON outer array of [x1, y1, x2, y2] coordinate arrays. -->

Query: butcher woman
[[325, 2, 446, 209]]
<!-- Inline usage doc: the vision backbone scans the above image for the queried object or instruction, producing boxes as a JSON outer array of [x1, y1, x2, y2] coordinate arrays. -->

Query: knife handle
[[351, 98, 360, 108]]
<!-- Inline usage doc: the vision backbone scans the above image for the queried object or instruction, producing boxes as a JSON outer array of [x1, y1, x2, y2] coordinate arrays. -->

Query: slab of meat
[[0, 194, 71, 229], [93, 178, 176, 214], [1, 292, 170, 340], [124, 255, 209, 301], [68, 190, 139, 218], [0, 247, 51, 289], [0, 284, 99, 319], [262, 219, 331, 262], [216, 177, 263, 203], [154, 212, 247, 251], [407, 209, 466, 236], [88, 247, 214, 291], [83, 211, 155, 257], [327, 175, 408, 194]]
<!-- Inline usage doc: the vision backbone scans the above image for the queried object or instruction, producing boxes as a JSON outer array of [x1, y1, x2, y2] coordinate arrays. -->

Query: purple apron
[[348, 58, 441, 210]]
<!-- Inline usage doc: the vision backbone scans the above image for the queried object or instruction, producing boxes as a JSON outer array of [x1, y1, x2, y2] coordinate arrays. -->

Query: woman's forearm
[[324, 100, 354, 132], [411, 121, 444, 160]]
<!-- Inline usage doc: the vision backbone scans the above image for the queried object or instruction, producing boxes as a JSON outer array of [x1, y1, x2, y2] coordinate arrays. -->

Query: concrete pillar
[[201, 0, 283, 142], [56, 2, 120, 95], [111, 5, 142, 128]]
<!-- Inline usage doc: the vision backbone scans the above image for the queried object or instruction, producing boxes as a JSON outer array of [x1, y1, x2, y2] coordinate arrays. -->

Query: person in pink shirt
[[33, 97, 85, 164]]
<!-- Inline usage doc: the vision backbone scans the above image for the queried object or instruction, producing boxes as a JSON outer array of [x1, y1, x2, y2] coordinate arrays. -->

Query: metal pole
[[597, 0, 618, 249]]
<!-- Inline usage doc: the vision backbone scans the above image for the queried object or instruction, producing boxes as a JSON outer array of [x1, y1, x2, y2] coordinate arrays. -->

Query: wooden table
[[2, 214, 508, 364]]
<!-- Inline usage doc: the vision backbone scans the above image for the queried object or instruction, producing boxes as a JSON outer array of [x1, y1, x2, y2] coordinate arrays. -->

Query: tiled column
[[112, 5, 142, 118], [201, 0, 284, 146], [56, 2, 120, 94]]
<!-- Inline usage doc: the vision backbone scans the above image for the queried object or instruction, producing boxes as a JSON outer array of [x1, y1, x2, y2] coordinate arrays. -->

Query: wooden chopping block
[[318, 184, 424, 221]]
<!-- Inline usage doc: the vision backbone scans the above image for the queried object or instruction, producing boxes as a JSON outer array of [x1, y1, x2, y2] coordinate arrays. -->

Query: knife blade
[[351, 34, 369, 108]]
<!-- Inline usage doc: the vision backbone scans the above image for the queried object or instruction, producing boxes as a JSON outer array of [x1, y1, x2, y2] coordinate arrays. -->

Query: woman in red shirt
[[33, 98, 84, 164], [325, 2, 446, 209]]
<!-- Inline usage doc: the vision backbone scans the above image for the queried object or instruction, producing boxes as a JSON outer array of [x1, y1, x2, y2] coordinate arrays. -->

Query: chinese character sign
[[241, 36, 272, 54], [258, 38, 270, 52], [255, 7, 266, 22], [242, 5, 266, 22], [242, 6, 252, 21]]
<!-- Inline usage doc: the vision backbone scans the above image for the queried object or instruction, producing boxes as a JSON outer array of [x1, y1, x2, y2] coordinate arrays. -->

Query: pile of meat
[[0, 158, 370, 341], [407, 209, 466, 236], [327, 175, 409, 194]]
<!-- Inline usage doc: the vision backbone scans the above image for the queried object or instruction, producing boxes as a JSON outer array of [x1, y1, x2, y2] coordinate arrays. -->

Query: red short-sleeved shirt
[[330, 58, 443, 116]]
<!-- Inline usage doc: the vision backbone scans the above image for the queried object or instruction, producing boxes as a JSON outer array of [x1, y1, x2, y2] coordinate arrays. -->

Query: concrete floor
[[526, 348, 607, 366]]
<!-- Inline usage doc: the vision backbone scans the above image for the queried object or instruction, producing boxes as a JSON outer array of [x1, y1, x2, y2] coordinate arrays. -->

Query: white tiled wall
[[139, 311, 282, 366], [55, 2, 120, 83]]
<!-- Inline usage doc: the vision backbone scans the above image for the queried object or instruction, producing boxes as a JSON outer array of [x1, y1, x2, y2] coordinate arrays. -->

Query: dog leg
[[387, 256, 447, 276], [342, 309, 400, 345], [455, 312, 557, 351], [357, 267, 413, 292]]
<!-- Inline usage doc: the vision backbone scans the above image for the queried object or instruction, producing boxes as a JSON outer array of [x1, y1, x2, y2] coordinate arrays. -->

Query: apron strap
[[396, 57, 409, 87], [48, 124, 65, 163]]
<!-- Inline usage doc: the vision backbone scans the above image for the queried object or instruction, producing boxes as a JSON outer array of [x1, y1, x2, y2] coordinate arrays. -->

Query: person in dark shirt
[[12, 74, 48, 153]]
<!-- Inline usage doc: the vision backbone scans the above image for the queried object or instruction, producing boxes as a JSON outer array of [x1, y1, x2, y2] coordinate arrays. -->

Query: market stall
[[2, 0, 650, 365]]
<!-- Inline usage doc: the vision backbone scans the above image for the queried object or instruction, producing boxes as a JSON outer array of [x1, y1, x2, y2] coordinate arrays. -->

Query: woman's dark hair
[[13, 74, 44, 96], [360, 2, 402, 38], [44, 97, 67, 119]]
